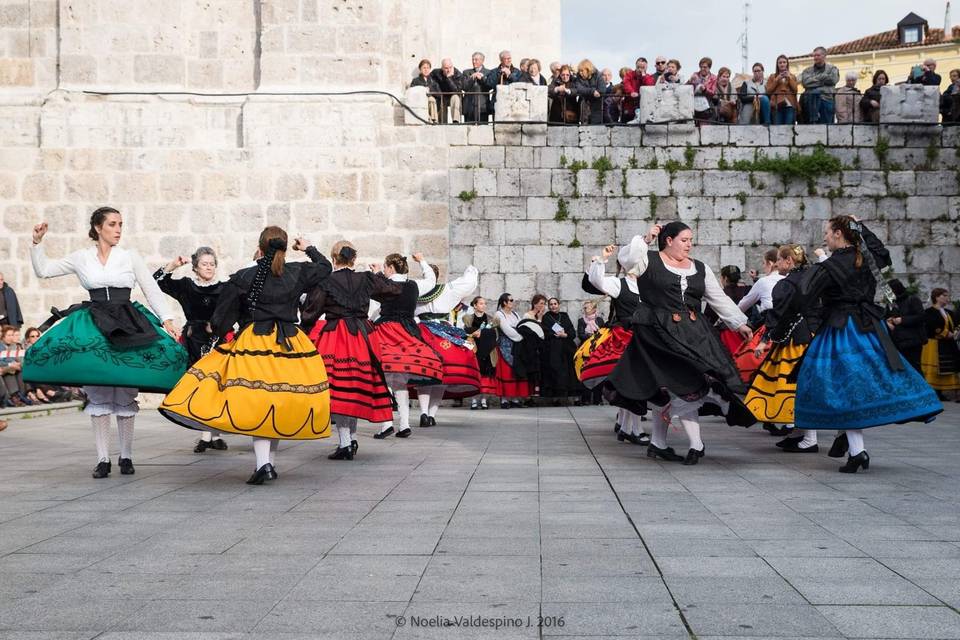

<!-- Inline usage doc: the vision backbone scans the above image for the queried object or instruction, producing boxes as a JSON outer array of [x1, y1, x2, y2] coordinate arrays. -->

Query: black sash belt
[[41, 287, 161, 349]]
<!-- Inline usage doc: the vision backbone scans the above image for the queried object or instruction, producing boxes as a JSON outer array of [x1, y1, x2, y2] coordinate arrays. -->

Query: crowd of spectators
[[410, 47, 960, 125]]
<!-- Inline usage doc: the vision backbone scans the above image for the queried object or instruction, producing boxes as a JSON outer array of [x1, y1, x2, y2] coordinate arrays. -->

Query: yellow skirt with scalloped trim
[[159, 325, 331, 440], [744, 340, 807, 424]]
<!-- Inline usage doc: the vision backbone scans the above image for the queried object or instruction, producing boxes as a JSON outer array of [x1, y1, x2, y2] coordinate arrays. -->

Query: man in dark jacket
[[0, 273, 22, 328], [887, 279, 926, 373], [906, 58, 942, 87], [462, 51, 490, 123], [484, 50, 521, 120], [429, 58, 464, 123]]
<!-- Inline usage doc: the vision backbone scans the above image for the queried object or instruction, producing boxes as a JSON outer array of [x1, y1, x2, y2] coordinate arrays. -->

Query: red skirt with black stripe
[[417, 324, 481, 395], [580, 325, 634, 389], [309, 319, 393, 423], [373, 321, 444, 386], [495, 348, 532, 398]]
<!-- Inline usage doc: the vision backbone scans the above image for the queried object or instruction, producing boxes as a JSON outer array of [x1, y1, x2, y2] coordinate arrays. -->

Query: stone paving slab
[[0, 404, 959, 638]]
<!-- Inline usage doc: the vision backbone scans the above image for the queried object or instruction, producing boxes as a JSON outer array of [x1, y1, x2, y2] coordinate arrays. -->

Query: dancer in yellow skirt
[[920, 287, 960, 399], [744, 244, 821, 452], [159, 226, 333, 485]]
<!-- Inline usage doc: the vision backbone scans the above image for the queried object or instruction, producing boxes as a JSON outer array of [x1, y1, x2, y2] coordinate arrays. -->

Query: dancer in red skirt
[[413, 265, 480, 427], [584, 238, 649, 443], [370, 253, 443, 439], [302, 241, 402, 460], [494, 293, 532, 407]]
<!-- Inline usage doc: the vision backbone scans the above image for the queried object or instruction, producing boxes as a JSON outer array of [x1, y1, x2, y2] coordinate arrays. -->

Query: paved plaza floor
[[0, 402, 959, 639]]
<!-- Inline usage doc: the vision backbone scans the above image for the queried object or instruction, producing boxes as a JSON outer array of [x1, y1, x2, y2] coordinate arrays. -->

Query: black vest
[[636, 251, 706, 312], [377, 280, 419, 321], [612, 278, 640, 325]]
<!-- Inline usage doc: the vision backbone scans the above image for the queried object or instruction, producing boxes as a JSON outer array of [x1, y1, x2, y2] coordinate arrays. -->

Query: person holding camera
[[907, 58, 942, 86]]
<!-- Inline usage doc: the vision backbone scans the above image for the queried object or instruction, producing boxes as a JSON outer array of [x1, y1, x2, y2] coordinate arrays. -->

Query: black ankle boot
[[246, 463, 277, 485], [828, 433, 849, 458], [683, 447, 705, 465], [839, 451, 869, 473], [328, 446, 354, 461], [647, 444, 684, 462]]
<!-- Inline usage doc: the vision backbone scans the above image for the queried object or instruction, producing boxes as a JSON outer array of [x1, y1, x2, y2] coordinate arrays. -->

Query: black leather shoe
[[396, 427, 412, 438], [209, 438, 228, 450], [618, 432, 648, 445], [614, 422, 621, 433], [118, 457, 135, 475], [246, 463, 277, 485], [92, 461, 111, 479], [373, 426, 394, 439], [420, 413, 431, 427], [328, 446, 354, 461], [683, 447, 705, 465], [763, 422, 792, 436], [782, 441, 819, 453], [838, 451, 870, 473], [351, 439, 359, 456], [193, 439, 210, 453], [828, 433, 849, 458], [500, 401, 510, 409], [776, 435, 804, 449], [637, 433, 651, 445], [428, 416, 437, 427], [647, 444, 684, 462], [511, 400, 524, 408]]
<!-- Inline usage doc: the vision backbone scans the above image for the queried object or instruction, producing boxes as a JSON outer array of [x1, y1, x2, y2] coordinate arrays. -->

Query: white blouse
[[588, 259, 640, 299], [414, 265, 479, 317], [495, 309, 523, 342], [31, 244, 174, 322], [368, 261, 436, 320], [738, 272, 785, 313]]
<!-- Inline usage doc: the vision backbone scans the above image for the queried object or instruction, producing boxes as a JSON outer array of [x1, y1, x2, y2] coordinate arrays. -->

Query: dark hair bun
[[268, 237, 287, 251], [339, 246, 357, 262]]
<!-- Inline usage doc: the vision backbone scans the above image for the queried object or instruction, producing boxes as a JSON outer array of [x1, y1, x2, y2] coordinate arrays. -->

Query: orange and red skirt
[[580, 325, 634, 389], [373, 320, 443, 386]]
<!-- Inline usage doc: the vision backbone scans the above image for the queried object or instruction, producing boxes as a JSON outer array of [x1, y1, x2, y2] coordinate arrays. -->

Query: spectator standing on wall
[[600, 68, 620, 123], [519, 58, 547, 85], [463, 52, 491, 123], [0, 272, 22, 329], [575, 59, 608, 125], [429, 58, 464, 123], [738, 62, 771, 124], [860, 70, 888, 123], [688, 57, 718, 124], [519, 58, 530, 75], [800, 46, 839, 124], [714, 67, 738, 122], [548, 64, 578, 124], [410, 59, 441, 123], [941, 69, 960, 123], [548, 61, 561, 84], [652, 56, 668, 82], [766, 54, 799, 125], [835, 71, 862, 123], [484, 50, 522, 120], [907, 58, 942, 86], [622, 57, 656, 124], [656, 59, 683, 84]]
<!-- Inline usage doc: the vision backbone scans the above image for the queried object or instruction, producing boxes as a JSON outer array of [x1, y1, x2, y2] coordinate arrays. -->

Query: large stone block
[[880, 85, 941, 124], [403, 86, 429, 125], [637, 84, 693, 125], [493, 84, 548, 122]]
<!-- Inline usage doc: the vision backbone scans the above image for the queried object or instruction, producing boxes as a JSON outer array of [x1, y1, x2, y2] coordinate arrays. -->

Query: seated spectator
[[410, 58, 441, 123], [429, 58, 464, 123], [548, 64, 579, 124], [0, 272, 22, 329], [907, 58, 942, 86], [0, 325, 27, 408], [800, 46, 839, 124], [835, 71, 862, 123], [484, 50, 522, 119], [600, 68, 620, 123], [463, 51, 491, 123], [738, 62, 771, 124], [622, 57, 656, 124], [21, 327, 67, 404], [656, 59, 683, 84], [688, 57, 718, 124], [860, 69, 888, 123], [575, 59, 608, 124], [766, 54, 799, 125], [714, 67, 738, 122], [519, 58, 547, 85], [940, 68, 960, 123]]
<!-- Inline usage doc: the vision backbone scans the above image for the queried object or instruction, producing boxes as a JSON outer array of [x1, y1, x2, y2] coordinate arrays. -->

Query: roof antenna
[[737, 2, 751, 74], [946, 1, 953, 34]]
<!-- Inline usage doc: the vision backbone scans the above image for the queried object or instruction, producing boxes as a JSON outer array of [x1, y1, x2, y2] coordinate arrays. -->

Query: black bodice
[[612, 278, 640, 325], [635, 251, 706, 313], [377, 280, 419, 321]]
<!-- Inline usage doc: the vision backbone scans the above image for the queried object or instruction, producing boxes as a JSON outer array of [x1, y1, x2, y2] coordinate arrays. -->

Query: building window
[[903, 26, 921, 43]]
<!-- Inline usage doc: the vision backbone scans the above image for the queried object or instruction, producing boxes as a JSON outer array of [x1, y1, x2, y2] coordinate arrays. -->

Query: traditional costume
[[773, 222, 941, 472], [27, 243, 187, 477], [302, 252, 402, 459], [159, 243, 333, 483], [494, 307, 532, 404], [370, 262, 443, 438], [461, 309, 498, 409], [413, 266, 480, 426], [539, 309, 581, 401], [920, 306, 960, 393]]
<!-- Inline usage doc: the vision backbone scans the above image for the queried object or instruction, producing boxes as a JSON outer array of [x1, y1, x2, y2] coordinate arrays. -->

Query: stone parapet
[[881, 85, 941, 124]]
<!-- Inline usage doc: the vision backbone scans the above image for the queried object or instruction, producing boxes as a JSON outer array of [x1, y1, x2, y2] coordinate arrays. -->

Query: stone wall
[[446, 123, 960, 307]]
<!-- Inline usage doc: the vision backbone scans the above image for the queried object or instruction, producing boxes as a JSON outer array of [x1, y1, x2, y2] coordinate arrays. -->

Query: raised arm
[[412, 255, 437, 296], [446, 265, 479, 299], [30, 223, 77, 279], [300, 243, 333, 290], [618, 234, 650, 274]]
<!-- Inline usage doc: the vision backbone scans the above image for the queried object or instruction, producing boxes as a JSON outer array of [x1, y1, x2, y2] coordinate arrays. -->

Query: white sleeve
[[496, 311, 523, 342], [31, 244, 77, 279], [617, 235, 649, 274], [412, 260, 437, 296], [588, 259, 622, 298], [704, 265, 748, 330], [447, 265, 479, 299], [131, 251, 175, 322], [368, 299, 381, 321], [737, 279, 762, 312]]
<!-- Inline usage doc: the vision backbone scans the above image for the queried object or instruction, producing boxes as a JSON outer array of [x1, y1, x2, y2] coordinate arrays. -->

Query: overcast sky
[[561, 0, 953, 75]]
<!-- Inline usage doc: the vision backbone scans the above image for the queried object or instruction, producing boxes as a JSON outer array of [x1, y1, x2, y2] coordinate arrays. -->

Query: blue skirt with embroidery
[[795, 317, 942, 430]]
